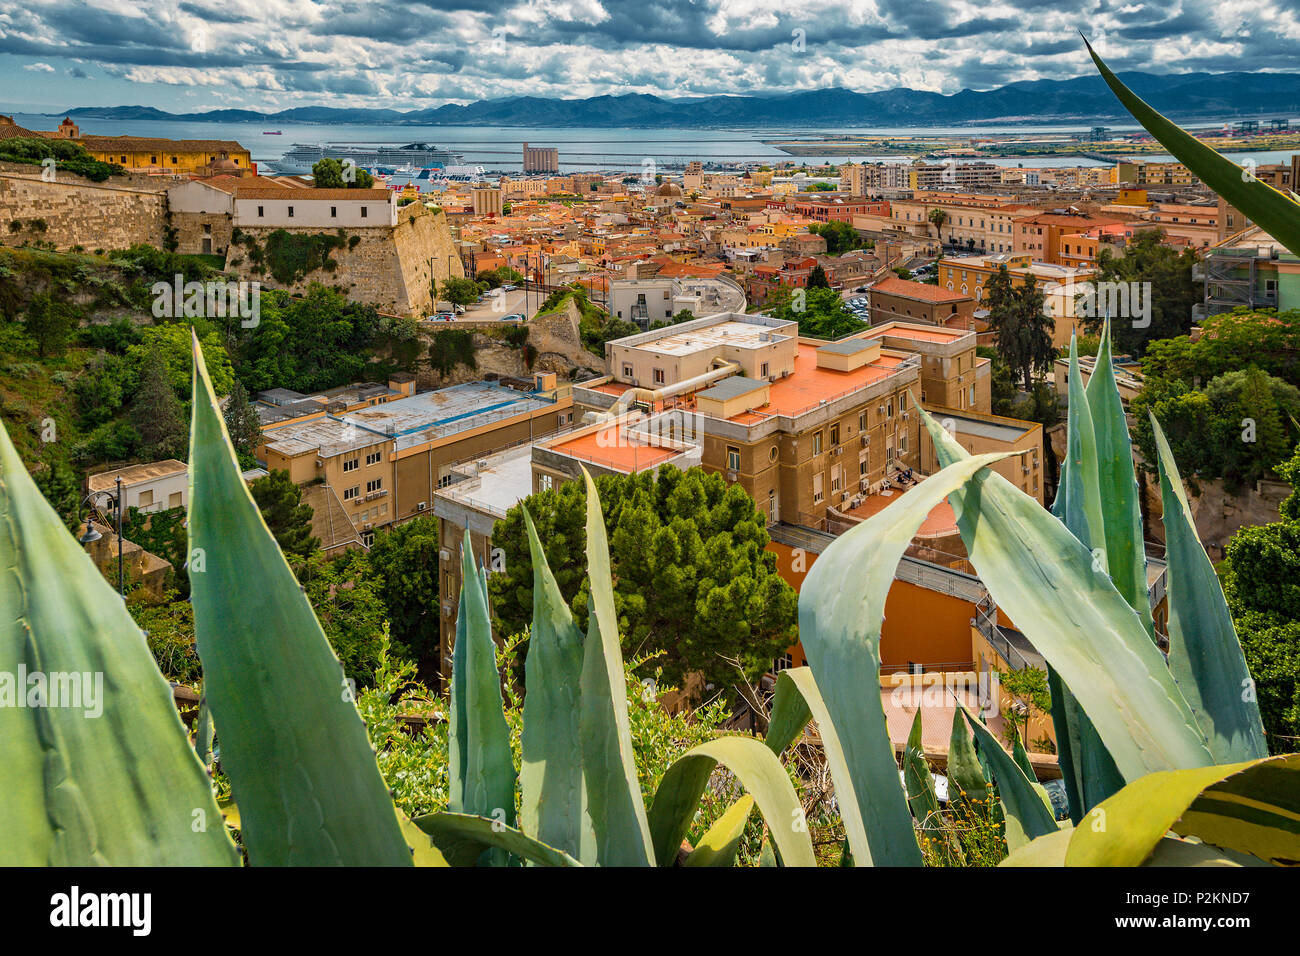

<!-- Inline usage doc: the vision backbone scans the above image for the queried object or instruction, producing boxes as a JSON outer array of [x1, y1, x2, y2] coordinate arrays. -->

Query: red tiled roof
[[871, 275, 971, 303]]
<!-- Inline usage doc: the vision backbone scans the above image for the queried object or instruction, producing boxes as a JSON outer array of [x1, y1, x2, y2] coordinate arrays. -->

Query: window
[[344, 486, 359, 501], [366, 451, 382, 466], [366, 478, 383, 493], [900, 432, 908, 453], [830, 424, 840, 446], [899, 392, 907, 411], [727, 446, 741, 470], [138, 489, 154, 508], [361, 207, 368, 219], [331, 206, 338, 218], [858, 411, 866, 430], [622, 363, 633, 378], [288, 206, 294, 218], [257, 206, 265, 218], [343, 458, 359, 472], [538, 473, 554, 492], [760, 362, 769, 378], [150, 155, 157, 164], [171, 156, 178, 165], [653, 368, 665, 385], [886, 445, 895, 462], [859, 453, 868, 476], [168, 491, 183, 508], [831, 465, 842, 493], [812, 431, 823, 455], [812, 473, 824, 504]]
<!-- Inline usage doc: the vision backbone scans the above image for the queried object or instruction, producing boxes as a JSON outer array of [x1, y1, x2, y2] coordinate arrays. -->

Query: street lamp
[[80, 475, 124, 598]]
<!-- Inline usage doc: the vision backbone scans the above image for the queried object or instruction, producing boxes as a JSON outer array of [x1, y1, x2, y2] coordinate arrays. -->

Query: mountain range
[[53, 71, 1300, 128]]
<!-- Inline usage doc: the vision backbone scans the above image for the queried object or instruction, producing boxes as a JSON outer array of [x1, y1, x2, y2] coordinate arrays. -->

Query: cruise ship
[[273, 142, 465, 175]]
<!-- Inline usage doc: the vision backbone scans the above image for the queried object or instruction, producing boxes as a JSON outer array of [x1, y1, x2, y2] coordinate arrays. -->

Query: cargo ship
[[274, 142, 464, 174]]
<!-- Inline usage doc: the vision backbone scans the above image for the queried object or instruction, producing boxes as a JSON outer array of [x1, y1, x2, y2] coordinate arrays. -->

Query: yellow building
[[80, 133, 253, 175]]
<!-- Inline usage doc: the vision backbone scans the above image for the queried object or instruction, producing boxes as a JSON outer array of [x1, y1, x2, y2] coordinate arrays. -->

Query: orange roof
[[548, 425, 678, 473], [729, 343, 910, 421], [867, 322, 965, 344], [846, 481, 958, 538], [871, 276, 970, 303]]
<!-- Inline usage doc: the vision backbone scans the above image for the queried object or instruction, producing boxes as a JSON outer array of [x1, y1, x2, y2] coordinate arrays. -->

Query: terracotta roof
[[0, 121, 40, 141], [871, 276, 971, 303], [78, 135, 249, 153], [232, 184, 391, 200]]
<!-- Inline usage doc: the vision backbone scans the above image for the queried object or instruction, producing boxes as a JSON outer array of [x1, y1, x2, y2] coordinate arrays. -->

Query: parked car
[[501, 313, 526, 322], [501, 284, 519, 292], [429, 312, 455, 322]]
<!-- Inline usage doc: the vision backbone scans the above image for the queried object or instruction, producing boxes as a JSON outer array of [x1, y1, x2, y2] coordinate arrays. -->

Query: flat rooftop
[[844, 477, 959, 538], [546, 423, 680, 473], [866, 323, 966, 345], [88, 459, 186, 492], [934, 410, 1033, 443], [341, 381, 554, 451], [625, 319, 792, 357], [264, 417, 391, 458], [438, 443, 535, 519], [726, 343, 914, 423], [817, 338, 878, 356]]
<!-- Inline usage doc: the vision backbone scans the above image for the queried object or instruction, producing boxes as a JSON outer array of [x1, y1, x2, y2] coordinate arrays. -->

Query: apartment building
[[919, 407, 1044, 504], [433, 411, 699, 681], [909, 161, 1000, 191], [258, 374, 574, 545], [865, 321, 990, 413], [578, 313, 925, 530], [87, 460, 189, 514], [1012, 211, 1129, 265], [1113, 160, 1196, 187], [937, 252, 1098, 347], [786, 194, 888, 222], [609, 275, 747, 326], [839, 162, 910, 195], [868, 276, 976, 330], [471, 185, 504, 217], [1192, 225, 1300, 321]]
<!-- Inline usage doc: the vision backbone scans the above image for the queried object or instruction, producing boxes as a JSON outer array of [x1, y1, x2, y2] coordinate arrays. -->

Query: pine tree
[[223, 379, 264, 456], [130, 346, 186, 460], [24, 293, 77, 358], [250, 469, 319, 559]]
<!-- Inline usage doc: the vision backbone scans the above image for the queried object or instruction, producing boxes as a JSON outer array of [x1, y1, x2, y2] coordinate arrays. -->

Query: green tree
[[988, 267, 1054, 391], [223, 378, 263, 460], [766, 284, 865, 339], [439, 276, 484, 309], [1142, 308, 1300, 389], [311, 157, 375, 189], [366, 515, 440, 670], [807, 221, 862, 255], [927, 208, 948, 238], [1083, 230, 1197, 356], [130, 346, 187, 461], [33, 459, 82, 531], [128, 324, 234, 398], [250, 469, 319, 559], [488, 467, 798, 693], [1221, 448, 1300, 750], [295, 550, 387, 686], [807, 264, 830, 289], [23, 293, 77, 358]]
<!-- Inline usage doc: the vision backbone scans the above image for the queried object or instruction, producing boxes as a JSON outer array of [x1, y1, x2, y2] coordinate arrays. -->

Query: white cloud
[[24, 62, 56, 72]]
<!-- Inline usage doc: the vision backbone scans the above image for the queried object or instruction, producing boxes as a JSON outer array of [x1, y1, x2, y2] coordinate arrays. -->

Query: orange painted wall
[[768, 541, 977, 670]]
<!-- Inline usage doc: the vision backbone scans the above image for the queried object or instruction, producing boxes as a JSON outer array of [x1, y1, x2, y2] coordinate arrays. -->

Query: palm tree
[[927, 208, 948, 243]]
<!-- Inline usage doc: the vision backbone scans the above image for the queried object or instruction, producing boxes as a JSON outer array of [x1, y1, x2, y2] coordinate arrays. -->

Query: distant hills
[[55, 71, 1300, 128]]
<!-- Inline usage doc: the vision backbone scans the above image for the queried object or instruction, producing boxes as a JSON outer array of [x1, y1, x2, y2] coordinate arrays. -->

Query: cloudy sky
[[1, 0, 1297, 113]]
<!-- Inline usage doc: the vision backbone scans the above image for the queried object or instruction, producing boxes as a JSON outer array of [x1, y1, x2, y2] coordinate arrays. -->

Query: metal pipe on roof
[[600, 359, 740, 420]]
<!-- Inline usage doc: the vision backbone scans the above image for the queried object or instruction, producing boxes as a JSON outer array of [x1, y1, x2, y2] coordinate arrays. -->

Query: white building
[[169, 180, 398, 228], [87, 460, 189, 514]]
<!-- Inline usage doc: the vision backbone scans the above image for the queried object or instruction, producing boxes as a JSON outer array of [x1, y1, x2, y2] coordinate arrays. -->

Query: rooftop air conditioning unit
[[727, 471, 738, 481], [439, 548, 451, 561], [859, 479, 869, 492], [316, 459, 324, 468], [417, 501, 428, 511]]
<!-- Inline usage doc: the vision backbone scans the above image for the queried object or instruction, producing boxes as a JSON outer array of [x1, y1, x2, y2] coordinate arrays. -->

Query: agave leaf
[[999, 827, 1073, 866], [397, 810, 450, 867], [946, 708, 989, 807], [187, 333, 409, 866], [799, 447, 1010, 866], [446, 535, 518, 866], [960, 708, 1058, 852], [1048, 335, 1125, 816], [683, 794, 754, 868], [1084, 35, 1300, 257], [410, 811, 583, 867], [765, 667, 813, 756], [1085, 321, 1153, 640], [519, 507, 592, 862], [902, 710, 941, 833], [1065, 755, 1299, 866], [647, 736, 815, 867], [1142, 837, 1271, 867], [921, 406, 1213, 779], [758, 837, 778, 868], [0, 421, 238, 867], [578, 468, 654, 866], [1151, 415, 1268, 763], [195, 694, 214, 769]]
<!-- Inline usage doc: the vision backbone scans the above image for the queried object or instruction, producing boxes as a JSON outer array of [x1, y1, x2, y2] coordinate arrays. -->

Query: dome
[[656, 181, 683, 197]]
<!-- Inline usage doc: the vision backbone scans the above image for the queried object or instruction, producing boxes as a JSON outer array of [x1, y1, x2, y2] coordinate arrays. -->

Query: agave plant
[[1082, 34, 1300, 257], [0, 330, 1293, 867]]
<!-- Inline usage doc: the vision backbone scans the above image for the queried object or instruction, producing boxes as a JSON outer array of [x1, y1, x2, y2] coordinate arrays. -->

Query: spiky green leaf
[[0, 420, 238, 866], [187, 333, 410, 866], [960, 708, 1058, 852], [683, 795, 754, 868], [411, 811, 582, 867]]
